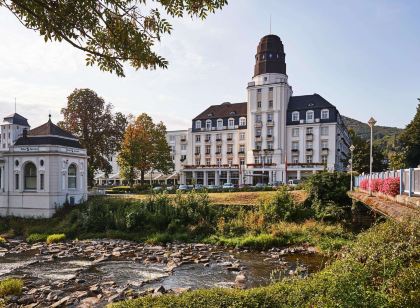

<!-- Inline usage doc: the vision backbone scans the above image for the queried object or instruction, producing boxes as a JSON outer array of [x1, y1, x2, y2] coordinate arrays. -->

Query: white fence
[[354, 168, 420, 197]]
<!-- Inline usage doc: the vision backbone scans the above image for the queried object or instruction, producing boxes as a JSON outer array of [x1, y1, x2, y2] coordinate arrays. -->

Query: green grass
[[0, 278, 23, 297], [46, 233, 66, 244], [111, 219, 420, 308]]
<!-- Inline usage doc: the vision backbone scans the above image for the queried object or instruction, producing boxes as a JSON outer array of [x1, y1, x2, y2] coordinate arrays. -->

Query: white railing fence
[[354, 168, 420, 197]]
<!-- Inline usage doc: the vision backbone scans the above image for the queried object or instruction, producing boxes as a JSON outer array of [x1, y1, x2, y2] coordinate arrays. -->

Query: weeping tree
[[1, 0, 228, 76]]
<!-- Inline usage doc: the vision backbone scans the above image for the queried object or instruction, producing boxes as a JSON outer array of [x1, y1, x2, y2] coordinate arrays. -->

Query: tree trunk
[[141, 170, 145, 185]]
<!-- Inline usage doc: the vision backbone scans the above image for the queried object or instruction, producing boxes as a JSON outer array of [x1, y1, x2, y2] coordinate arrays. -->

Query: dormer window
[[292, 111, 299, 122], [321, 109, 329, 119], [217, 119, 223, 129], [239, 117, 246, 126], [228, 118, 235, 129], [229, 111, 236, 115], [306, 110, 314, 123], [205, 120, 212, 130], [195, 120, 201, 129]]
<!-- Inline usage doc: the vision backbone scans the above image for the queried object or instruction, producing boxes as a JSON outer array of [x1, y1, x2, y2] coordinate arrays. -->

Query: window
[[195, 158, 200, 165], [239, 144, 245, 153], [306, 141, 313, 149], [240, 132, 245, 140], [269, 87, 273, 92], [206, 158, 211, 166], [256, 114, 262, 122], [268, 100, 273, 108], [216, 145, 222, 153], [227, 144, 233, 153], [216, 133, 222, 141], [267, 142, 273, 150], [257, 101, 262, 108], [267, 127, 273, 136], [181, 144, 187, 151], [254, 156, 261, 164], [169, 135, 175, 141], [256, 128, 262, 137], [266, 156, 272, 164], [205, 145, 211, 154], [216, 158, 222, 166], [180, 155, 186, 162], [206, 120, 212, 130], [306, 127, 313, 134], [292, 141, 299, 150], [255, 142, 262, 150], [292, 128, 299, 137], [195, 120, 201, 129], [217, 119, 223, 129], [24, 162, 37, 190], [195, 135, 201, 142], [240, 158, 245, 166], [15, 174, 19, 190], [68, 164, 77, 189], [321, 109, 329, 119], [320, 126, 329, 136], [321, 140, 329, 149], [170, 145, 175, 152], [205, 134, 211, 142], [227, 133, 233, 140], [306, 110, 314, 123], [306, 155, 313, 163], [292, 156, 299, 164], [227, 159, 233, 166], [322, 155, 328, 164], [292, 111, 299, 121], [257, 89, 262, 93], [239, 117, 246, 126], [228, 118, 235, 129], [195, 146, 201, 154]]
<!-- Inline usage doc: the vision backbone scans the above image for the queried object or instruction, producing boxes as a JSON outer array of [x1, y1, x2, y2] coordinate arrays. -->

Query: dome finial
[[48, 113, 51, 121]]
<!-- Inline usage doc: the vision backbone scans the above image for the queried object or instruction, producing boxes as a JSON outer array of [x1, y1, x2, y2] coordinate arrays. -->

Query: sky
[[0, 0, 419, 130]]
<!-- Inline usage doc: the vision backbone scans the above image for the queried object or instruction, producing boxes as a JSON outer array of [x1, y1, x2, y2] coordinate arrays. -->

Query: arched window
[[239, 117, 246, 126], [195, 120, 201, 129], [205, 119, 212, 130], [228, 118, 235, 129], [68, 164, 77, 189], [24, 162, 37, 190], [217, 119, 223, 129], [292, 111, 299, 122], [306, 110, 314, 123]]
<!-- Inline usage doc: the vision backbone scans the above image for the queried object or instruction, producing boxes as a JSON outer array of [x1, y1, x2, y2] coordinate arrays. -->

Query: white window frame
[[292, 128, 299, 137], [206, 120, 212, 130], [306, 110, 314, 123], [217, 119, 223, 129], [239, 117, 246, 126], [292, 111, 299, 122], [195, 120, 201, 129], [321, 109, 329, 119], [228, 118, 235, 129]]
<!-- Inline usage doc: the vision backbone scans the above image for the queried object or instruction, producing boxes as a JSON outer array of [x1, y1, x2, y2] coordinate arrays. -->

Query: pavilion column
[[203, 171, 208, 186]]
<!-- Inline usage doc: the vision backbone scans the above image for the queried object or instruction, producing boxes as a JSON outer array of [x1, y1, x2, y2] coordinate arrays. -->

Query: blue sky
[[0, 0, 419, 130]]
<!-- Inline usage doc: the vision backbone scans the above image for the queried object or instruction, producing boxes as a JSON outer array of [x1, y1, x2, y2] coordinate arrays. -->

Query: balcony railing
[[205, 139, 211, 143], [291, 148, 299, 152], [194, 152, 201, 156], [306, 148, 313, 152], [267, 120, 274, 126], [255, 121, 262, 128], [216, 138, 222, 142]]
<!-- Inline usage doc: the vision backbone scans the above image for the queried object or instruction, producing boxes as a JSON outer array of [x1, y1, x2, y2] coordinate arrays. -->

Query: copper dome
[[254, 34, 286, 77]]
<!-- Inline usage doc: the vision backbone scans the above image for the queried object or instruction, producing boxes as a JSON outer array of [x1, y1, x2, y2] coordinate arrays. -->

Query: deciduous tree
[[118, 113, 173, 186], [1, 0, 228, 76], [399, 102, 420, 168], [59, 88, 128, 186]]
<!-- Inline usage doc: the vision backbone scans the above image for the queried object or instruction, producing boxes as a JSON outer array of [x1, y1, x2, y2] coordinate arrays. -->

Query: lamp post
[[349, 144, 355, 191], [368, 117, 376, 196]]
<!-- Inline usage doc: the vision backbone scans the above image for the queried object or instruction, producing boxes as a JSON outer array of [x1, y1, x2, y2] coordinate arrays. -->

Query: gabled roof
[[28, 119, 77, 140], [193, 102, 247, 120], [288, 94, 335, 111], [3, 113, 29, 126]]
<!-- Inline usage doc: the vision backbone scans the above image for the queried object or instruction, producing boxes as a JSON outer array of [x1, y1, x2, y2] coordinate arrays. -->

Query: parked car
[[222, 183, 235, 189], [194, 184, 204, 190], [153, 186, 163, 192], [288, 179, 300, 186], [254, 183, 266, 188], [206, 184, 218, 190], [177, 184, 189, 191], [165, 186, 175, 191]]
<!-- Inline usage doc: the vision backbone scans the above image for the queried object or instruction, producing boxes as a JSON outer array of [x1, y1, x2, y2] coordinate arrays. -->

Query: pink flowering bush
[[358, 177, 400, 196], [380, 177, 400, 196]]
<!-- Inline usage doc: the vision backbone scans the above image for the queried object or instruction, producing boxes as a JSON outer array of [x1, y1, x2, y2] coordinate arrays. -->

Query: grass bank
[[111, 219, 420, 308]]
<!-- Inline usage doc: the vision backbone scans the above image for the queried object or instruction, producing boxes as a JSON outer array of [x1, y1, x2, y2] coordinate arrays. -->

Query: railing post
[[409, 168, 413, 197], [399, 169, 403, 195]]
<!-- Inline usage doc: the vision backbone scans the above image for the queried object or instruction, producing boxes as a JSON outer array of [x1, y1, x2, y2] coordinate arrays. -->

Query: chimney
[[23, 128, 28, 138]]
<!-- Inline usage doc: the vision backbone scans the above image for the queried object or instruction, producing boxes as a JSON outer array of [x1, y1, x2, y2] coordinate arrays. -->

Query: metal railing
[[354, 168, 420, 196]]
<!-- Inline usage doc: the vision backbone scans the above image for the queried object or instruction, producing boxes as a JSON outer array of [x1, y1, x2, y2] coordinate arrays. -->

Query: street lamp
[[349, 144, 355, 191], [367, 117, 376, 196]]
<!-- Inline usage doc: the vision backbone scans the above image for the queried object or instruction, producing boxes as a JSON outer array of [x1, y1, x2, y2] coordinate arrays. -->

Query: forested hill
[[342, 116, 402, 140]]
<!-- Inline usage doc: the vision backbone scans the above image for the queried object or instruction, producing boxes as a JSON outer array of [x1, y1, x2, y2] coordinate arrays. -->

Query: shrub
[[380, 177, 400, 196], [46, 233, 66, 244], [0, 236, 6, 245], [26, 233, 48, 243], [0, 278, 23, 297]]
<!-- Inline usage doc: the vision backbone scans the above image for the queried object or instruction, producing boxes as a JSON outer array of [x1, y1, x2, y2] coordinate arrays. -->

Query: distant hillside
[[342, 116, 402, 141]]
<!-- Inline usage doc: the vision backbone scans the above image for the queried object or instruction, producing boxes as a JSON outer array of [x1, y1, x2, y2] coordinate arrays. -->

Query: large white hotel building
[[96, 34, 350, 186], [165, 34, 350, 186]]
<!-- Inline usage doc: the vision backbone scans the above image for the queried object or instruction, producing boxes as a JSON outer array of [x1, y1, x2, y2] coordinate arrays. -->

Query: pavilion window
[[24, 162, 37, 190], [68, 164, 77, 189]]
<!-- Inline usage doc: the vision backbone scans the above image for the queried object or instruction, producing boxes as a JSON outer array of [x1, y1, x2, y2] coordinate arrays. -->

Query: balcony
[[253, 148, 262, 153], [194, 152, 201, 156], [180, 138, 187, 143], [306, 148, 313, 152], [215, 151, 222, 155], [266, 135, 273, 141], [322, 147, 329, 154], [291, 148, 299, 152], [254, 121, 262, 128], [264, 148, 274, 153], [255, 135, 262, 142], [266, 120, 274, 126], [306, 134, 313, 141], [227, 137, 233, 141], [205, 152, 211, 156], [238, 151, 246, 155], [205, 138, 211, 143], [226, 151, 233, 155], [216, 138, 222, 142]]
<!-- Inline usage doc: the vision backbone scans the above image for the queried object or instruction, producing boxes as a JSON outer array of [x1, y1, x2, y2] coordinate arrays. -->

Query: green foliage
[[46, 233, 66, 244], [0, 278, 23, 297], [111, 220, 420, 308], [399, 103, 420, 167], [1, 0, 228, 77], [26, 233, 48, 243], [0, 236, 5, 244], [304, 172, 350, 204]]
